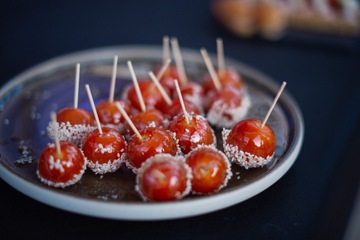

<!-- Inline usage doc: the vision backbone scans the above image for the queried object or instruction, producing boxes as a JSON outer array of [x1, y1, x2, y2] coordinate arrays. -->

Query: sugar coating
[[173, 114, 217, 153], [47, 121, 95, 147], [222, 129, 274, 169], [87, 150, 126, 174], [207, 93, 251, 128], [124, 130, 182, 174], [36, 150, 87, 188], [135, 153, 192, 202], [185, 144, 233, 194], [15, 142, 34, 164]]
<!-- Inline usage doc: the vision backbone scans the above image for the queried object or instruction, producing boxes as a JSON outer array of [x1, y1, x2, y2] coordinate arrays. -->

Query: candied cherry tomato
[[176, 82, 204, 100], [156, 65, 179, 94], [205, 85, 242, 111], [127, 127, 178, 170], [82, 127, 126, 174], [226, 118, 276, 159], [96, 99, 130, 125], [37, 140, 86, 188], [126, 80, 170, 111], [186, 146, 231, 194], [167, 113, 215, 154], [128, 109, 166, 134], [202, 68, 243, 95], [56, 107, 94, 125], [136, 154, 191, 201], [161, 99, 202, 120]]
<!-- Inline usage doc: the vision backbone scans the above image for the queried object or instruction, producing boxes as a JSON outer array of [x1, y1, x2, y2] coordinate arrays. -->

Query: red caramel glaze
[[126, 127, 178, 171], [167, 113, 215, 154], [37, 140, 86, 188]]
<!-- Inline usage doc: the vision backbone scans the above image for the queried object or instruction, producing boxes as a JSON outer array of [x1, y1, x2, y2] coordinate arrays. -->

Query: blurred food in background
[[212, 0, 360, 40]]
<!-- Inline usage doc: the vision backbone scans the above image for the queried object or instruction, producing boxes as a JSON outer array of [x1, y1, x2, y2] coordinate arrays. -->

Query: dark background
[[1, 1, 360, 239]]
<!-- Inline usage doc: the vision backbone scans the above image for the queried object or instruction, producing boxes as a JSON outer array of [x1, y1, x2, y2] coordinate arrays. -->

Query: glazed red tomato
[[37, 140, 86, 187], [167, 113, 215, 154], [129, 109, 165, 134], [127, 127, 178, 170], [126, 80, 170, 111], [161, 99, 202, 120], [82, 127, 126, 166], [186, 146, 230, 194], [205, 85, 242, 111], [202, 68, 243, 95], [136, 154, 190, 201], [226, 118, 276, 158], [56, 107, 94, 125], [96, 100, 130, 125], [155, 65, 179, 95], [178, 82, 203, 99]]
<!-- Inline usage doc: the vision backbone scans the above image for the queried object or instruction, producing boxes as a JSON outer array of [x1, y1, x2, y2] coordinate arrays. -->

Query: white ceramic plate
[[0, 46, 304, 220]]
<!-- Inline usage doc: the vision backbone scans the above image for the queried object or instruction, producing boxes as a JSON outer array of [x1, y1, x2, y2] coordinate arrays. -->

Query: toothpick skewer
[[174, 79, 190, 124], [217, 38, 226, 73], [171, 37, 188, 86], [149, 71, 173, 106], [74, 63, 80, 109], [109, 55, 118, 102], [50, 112, 61, 156], [261, 81, 287, 128], [200, 48, 222, 92], [127, 61, 146, 112], [163, 36, 170, 64], [156, 58, 171, 80], [85, 84, 103, 135], [115, 102, 142, 141]]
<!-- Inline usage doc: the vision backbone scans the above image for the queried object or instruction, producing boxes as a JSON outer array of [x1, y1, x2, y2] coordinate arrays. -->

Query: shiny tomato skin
[[127, 127, 178, 169], [126, 80, 170, 111], [82, 127, 126, 164], [202, 69, 243, 94], [37, 141, 85, 184], [155, 65, 179, 94], [56, 108, 94, 125], [129, 109, 165, 134], [178, 82, 204, 99], [96, 100, 130, 125], [205, 85, 242, 111], [167, 113, 214, 154], [186, 147, 229, 193], [137, 155, 189, 201], [161, 99, 202, 120], [226, 118, 276, 158], [157, 65, 180, 80]]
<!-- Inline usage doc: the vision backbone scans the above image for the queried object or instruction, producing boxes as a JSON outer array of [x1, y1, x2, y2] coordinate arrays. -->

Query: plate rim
[[0, 45, 304, 220]]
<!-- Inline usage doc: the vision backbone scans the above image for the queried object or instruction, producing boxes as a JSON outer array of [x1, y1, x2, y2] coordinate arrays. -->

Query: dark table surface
[[1, 1, 360, 239]]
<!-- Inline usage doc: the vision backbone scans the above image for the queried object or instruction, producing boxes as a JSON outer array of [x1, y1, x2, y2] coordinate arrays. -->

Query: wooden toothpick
[[217, 38, 226, 73], [171, 37, 188, 86], [50, 112, 61, 156], [149, 71, 173, 106], [74, 63, 80, 109], [200, 48, 222, 92], [109, 55, 118, 102], [85, 84, 103, 135], [261, 81, 287, 128], [156, 58, 171, 80], [174, 79, 190, 124], [163, 35, 170, 64], [127, 61, 146, 112], [115, 102, 143, 141]]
